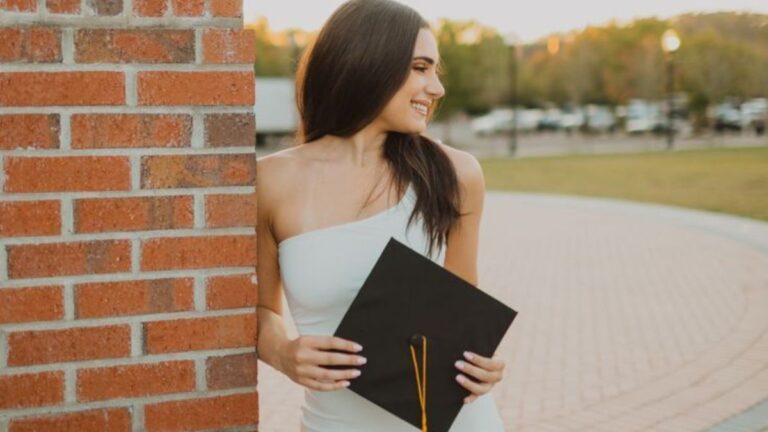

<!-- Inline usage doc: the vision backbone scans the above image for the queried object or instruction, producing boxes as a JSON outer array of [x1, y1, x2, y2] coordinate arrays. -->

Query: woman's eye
[[413, 65, 428, 72]]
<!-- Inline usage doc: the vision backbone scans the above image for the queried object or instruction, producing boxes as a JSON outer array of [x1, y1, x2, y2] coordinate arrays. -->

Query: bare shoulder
[[257, 145, 304, 176], [432, 139, 485, 199], [256, 146, 307, 227]]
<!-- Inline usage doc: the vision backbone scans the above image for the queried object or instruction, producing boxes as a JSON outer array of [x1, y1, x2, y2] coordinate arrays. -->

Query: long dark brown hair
[[294, 0, 464, 258]]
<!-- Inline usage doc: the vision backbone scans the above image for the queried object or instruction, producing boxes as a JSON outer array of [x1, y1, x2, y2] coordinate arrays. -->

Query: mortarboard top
[[331, 237, 518, 432]]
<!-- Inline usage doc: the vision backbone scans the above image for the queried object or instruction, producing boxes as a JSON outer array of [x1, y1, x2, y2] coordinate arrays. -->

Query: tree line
[[249, 12, 768, 124]]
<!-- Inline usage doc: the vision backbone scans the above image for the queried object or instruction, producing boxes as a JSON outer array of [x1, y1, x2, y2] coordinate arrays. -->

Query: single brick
[[206, 273, 257, 310], [0, 286, 64, 324], [0, 28, 23, 60], [46, 0, 80, 13], [210, 0, 239, 17], [137, 71, 254, 106], [74, 195, 193, 233], [132, 0, 165, 16], [141, 154, 256, 189], [206, 353, 258, 390], [4, 156, 131, 193], [0, 0, 37, 12], [75, 29, 194, 64], [203, 29, 254, 64], [143, 314, 256, 354], [140, 235, 256, 271], [8, 325, 131, 366], [71, 113, 191, 148], [85, 0, 122, 15], [9, 408, 131, 432], [0, 114, 60, 150], [204, 113, 255, 147], [7, 239, 131, 279], [145, 392, 258, 431], [0, 27, 61, 62], [205, 193, 257, 228], [171, 0, 202, 16], [0, 372, 64, 409], [77, 360, 195, 401], [0, 201, 60, 237], [75, 278, 194, 318], [0, 72, 124, 106]]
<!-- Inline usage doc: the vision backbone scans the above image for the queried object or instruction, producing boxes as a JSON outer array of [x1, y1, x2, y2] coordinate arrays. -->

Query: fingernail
[[343, 381, 351, 387], [351, 370, 361, 377], [463, 351, 473, 360], [455, 360, 464, 370], [456, 374, 465, 383], [354, 344, 363, 352], [358, 357, 367, 365]]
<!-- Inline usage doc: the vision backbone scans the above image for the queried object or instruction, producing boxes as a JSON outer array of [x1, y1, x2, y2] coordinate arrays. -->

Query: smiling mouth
[[411, 102, 429, 116]]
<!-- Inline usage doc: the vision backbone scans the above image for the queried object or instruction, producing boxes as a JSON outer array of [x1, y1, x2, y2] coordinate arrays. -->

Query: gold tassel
[[409, 335, 428, 432]]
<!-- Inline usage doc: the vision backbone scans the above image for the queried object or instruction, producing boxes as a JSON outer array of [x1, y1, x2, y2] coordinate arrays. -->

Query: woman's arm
[[440, 146, 485, 287], [255, 153, 366, 391], [255, 154, 291, 373], [436, 145, 506, 404]]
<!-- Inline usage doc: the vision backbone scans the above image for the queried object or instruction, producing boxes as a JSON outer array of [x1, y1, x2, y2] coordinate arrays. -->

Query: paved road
[[429, 125, 768, 159], [256, 192, 768, 431], [256, 132, 768, 160]]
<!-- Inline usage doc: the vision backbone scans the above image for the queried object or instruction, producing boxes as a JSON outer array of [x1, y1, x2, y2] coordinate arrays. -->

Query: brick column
[[0, 0, 258, 430]]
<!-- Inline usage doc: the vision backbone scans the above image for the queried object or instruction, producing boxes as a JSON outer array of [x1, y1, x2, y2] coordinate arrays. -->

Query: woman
[[255, 0, 507, 430]]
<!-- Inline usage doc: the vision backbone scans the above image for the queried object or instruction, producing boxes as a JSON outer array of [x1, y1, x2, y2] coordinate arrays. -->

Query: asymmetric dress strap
[[277, 183, 505, 432]]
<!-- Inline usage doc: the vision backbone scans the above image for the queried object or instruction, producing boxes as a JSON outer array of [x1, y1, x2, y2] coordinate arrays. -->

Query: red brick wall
[[0, 0, 258, 429]]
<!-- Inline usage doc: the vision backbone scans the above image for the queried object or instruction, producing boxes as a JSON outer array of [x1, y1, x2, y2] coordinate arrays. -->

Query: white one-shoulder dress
[[277, 183, 506, 432]]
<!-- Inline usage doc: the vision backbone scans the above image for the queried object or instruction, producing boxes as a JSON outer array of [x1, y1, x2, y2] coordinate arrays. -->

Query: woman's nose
[[427, 77, 445, 99]]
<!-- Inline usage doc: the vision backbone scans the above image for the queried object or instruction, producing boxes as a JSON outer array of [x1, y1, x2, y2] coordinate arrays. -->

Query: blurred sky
[[244, 0, 768, 42]]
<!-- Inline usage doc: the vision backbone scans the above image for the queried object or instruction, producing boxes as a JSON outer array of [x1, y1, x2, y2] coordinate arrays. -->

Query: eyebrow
[[413, 56, 439, 65]]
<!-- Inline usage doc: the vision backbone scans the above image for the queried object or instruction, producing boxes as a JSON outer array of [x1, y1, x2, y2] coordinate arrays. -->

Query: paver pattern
[[257, 191, 768, 431]]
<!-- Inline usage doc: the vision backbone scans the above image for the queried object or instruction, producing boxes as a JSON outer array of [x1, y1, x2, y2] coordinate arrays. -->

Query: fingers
[[290, 336, 366, 392], [296, 337, 366, 367], [300, 377, 351, 392], [309, 335, 363, 353], [455, 359, 499, 384], [462, 351, 505, 372], [303, 365, 361, 383], [455, 352, 506, 403], [313, 350, 367, 367], [455, 373, 491, 396]]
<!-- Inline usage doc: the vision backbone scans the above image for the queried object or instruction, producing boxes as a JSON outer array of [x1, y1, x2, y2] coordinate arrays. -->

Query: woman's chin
[[401, 121, 428, 135], [383, 117, 428, 135]]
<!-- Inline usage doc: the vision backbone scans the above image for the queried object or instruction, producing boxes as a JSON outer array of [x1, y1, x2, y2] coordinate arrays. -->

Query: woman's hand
[[278, 335, 367, 391], [454, 351, 505, 404]]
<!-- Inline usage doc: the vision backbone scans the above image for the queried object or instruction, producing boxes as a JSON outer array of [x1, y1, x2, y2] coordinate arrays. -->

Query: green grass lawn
[[480, 146, 768, 222]]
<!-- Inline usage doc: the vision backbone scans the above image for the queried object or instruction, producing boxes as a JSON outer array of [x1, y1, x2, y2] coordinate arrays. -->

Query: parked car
[[516, 109, 543, 132], [537, 109, 562, 131], [625, 100, 656, 134], [742, 98, 767, 135], [560, 108, 584, 132], [471, 108, 513, 136], [584, 105, 616, 133], [713, 103, 742, 132]]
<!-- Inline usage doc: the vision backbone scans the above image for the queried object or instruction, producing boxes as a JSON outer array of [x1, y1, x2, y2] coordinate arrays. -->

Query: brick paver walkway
[[257, 191, 768, 432]]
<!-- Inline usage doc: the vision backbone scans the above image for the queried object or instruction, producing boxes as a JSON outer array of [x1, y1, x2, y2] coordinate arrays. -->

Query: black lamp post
[[286, 30, 298, 74], [504, 33, 521, 157], [661, 29, 681, 150]]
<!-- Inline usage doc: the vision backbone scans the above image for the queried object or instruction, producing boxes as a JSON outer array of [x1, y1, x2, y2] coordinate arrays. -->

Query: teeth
[[411, 102, 428, 115]]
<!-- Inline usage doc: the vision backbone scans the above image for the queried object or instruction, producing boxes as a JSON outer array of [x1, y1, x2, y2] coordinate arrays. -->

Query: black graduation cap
[[330, 237, 518, 432]]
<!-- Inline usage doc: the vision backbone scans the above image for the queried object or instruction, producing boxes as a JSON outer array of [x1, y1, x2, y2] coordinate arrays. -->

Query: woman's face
[[376, 28, 445, 134]]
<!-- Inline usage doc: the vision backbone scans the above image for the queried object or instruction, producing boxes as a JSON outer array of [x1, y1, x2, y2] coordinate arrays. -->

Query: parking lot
[[424, 120, 768, 159]]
